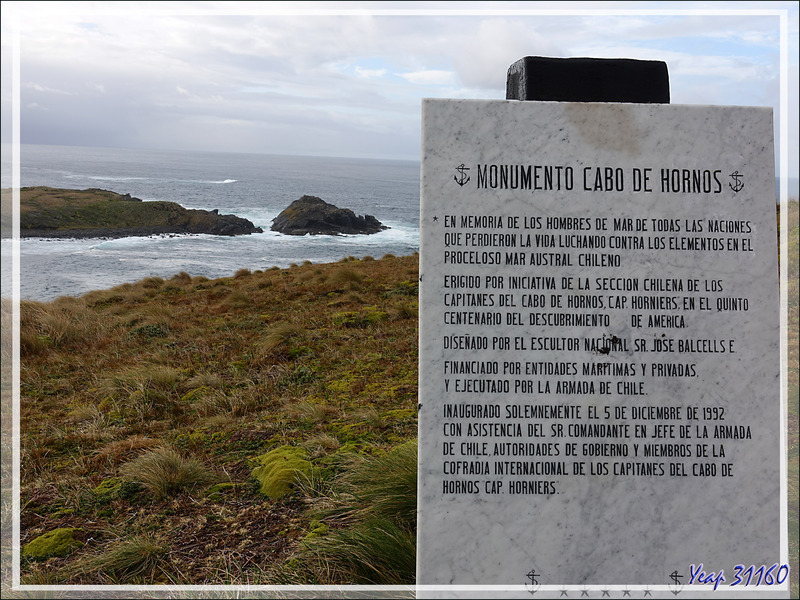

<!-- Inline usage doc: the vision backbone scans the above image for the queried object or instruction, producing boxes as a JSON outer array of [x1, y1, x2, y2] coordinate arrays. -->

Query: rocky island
[[18, 187, 262, 238], [271, 195, 388, 236]]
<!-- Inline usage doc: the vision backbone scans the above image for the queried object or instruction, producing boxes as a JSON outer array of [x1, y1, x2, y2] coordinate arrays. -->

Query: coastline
[[17, 226, 254, 240], [17, 186, 264, 238]]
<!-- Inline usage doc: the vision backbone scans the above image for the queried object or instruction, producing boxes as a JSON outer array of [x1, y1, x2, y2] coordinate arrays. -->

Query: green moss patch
[[22, 528, 84, 561], [251, 446, 312, 499], [92, 477, 123, 502]]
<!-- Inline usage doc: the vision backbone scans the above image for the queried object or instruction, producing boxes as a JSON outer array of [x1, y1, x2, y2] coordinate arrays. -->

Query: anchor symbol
[[525, 568, 541, 595], [454, 163, 470, 186], [669, 570, 684, 595], [729, 171, 744, 193]]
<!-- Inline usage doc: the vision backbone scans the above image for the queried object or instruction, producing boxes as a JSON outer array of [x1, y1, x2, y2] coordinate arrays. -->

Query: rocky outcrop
[[18, 187, 263, 238], [182, 208, 262, 236], [271, 195, 388, 236]]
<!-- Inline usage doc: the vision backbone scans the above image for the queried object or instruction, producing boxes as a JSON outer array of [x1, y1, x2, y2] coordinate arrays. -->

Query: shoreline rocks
[[271, 195, 388, 236]]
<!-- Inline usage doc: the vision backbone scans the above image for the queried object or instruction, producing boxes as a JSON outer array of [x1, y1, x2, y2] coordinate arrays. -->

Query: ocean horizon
[[2, 143, 796, 302], [2, 144, 422, 302]]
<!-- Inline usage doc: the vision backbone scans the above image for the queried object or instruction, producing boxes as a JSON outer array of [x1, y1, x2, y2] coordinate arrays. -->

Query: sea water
[[1, 144, 420, 301]]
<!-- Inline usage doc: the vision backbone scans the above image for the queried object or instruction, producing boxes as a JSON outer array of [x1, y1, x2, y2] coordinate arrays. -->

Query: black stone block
[[506, 56, 669, 103]]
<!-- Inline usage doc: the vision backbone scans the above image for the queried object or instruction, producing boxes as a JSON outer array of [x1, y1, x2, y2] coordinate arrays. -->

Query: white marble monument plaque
[[417, 100, 783, 597]]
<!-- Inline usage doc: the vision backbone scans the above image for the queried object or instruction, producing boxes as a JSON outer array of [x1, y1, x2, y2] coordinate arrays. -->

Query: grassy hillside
[[3, 200, 798, 592], [13, 254, 420, 585]]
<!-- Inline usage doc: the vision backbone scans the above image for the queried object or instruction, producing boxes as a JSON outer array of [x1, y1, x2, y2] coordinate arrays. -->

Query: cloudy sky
[[2, 1, 798, 179]]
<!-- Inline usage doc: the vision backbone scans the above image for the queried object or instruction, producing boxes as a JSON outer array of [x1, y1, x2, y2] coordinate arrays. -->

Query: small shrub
[[119, 446, 217, 498]]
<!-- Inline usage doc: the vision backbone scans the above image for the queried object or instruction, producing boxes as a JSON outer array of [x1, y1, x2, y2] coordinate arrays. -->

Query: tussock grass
[[119, 446, 217, 498], [293, 441, 418, 584], [140, 277, 165, 290], [328, 267, 364, 287], [169, 271, 193, 285], [221, 290, 252, 308], [66, 402, 103, 424], [20, 298, 115, 356], [111, 364, 183, 391], [95, 365, 185, 423], [89, 435, 161, 469], [184, 372, 224, 389], [299, 517, 416, 585], [257, 322, 304, 357], [67, 533, 169, 584], [194, 387, 265, 418], [313, 440, 417, 528], [131, 301, 174, 322], [354, 405, 387, 431], [301, 433, 342, 457], [283, 400, 338, 426]]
